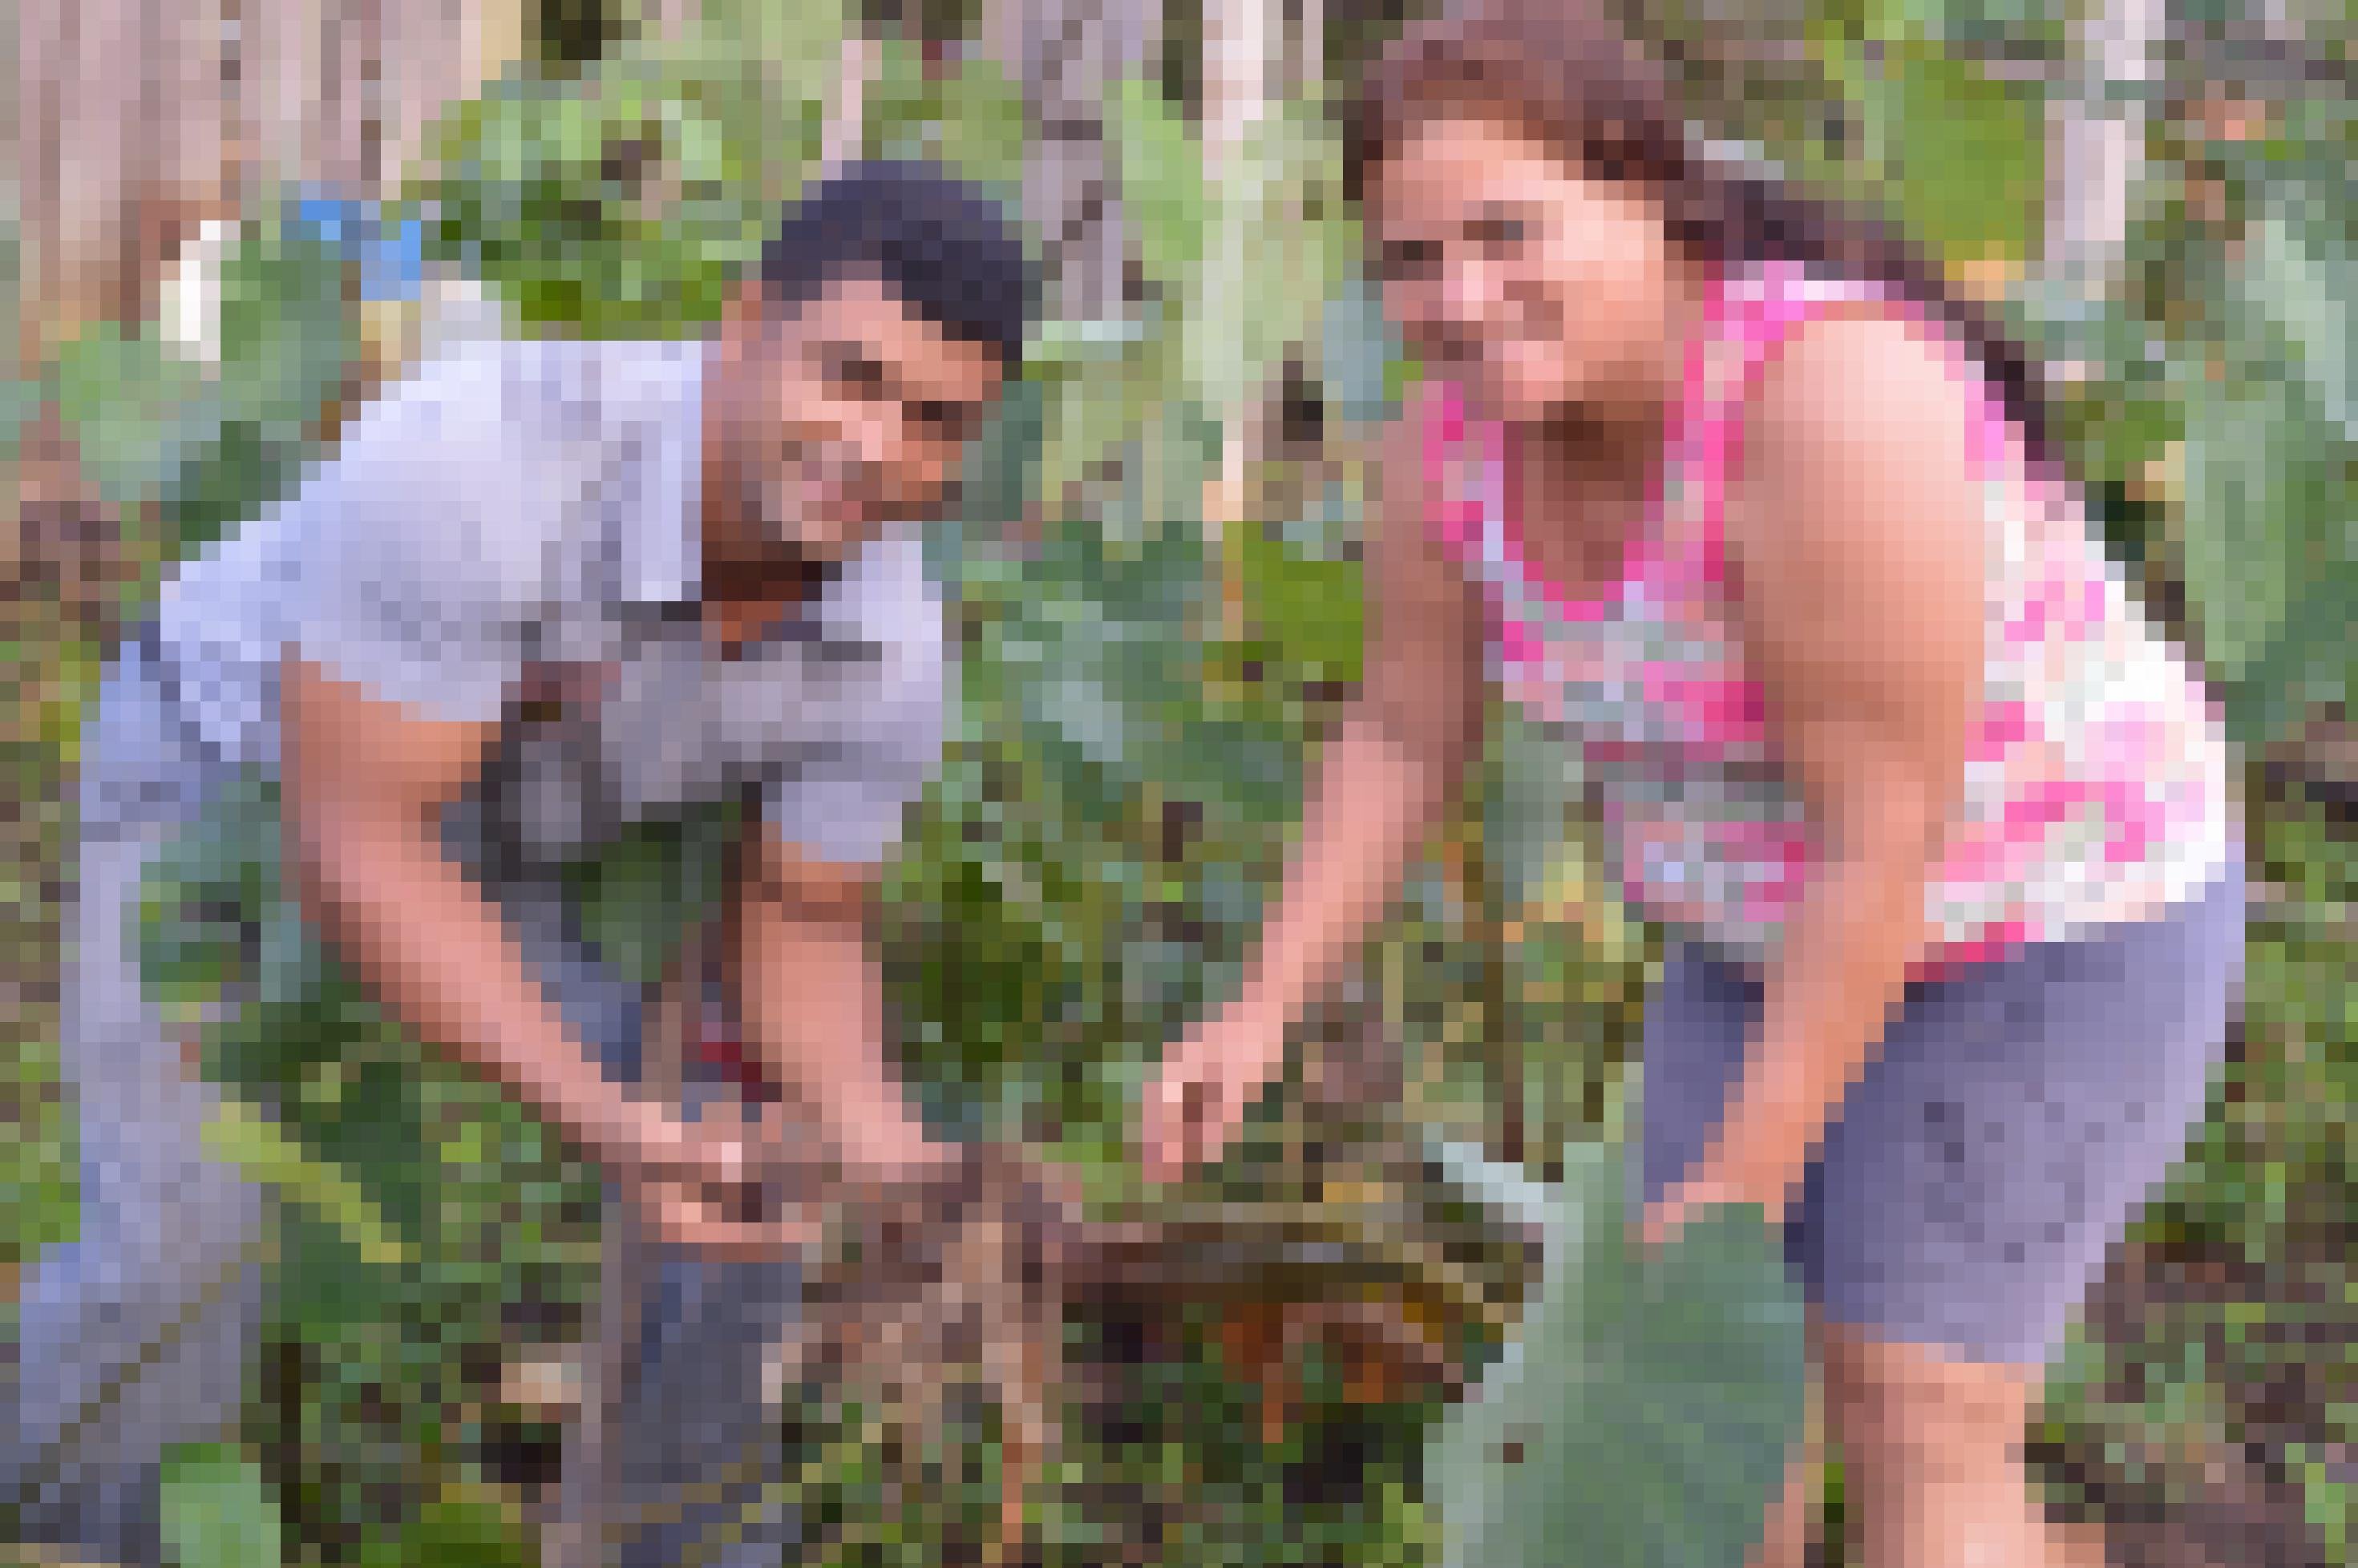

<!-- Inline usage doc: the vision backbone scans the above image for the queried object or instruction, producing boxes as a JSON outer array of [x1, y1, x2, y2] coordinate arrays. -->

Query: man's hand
[[1139, 1004, 1286, 1185], [629, 1171, 827, 1260], [605, 1101, 828, 1259]]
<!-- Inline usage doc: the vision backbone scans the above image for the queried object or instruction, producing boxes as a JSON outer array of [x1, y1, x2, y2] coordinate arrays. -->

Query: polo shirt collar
[[617, 334, 710, 609]]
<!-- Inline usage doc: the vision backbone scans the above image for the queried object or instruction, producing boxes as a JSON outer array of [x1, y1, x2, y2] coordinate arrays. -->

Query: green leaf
[[2231, 561, 2358, 746], [159, 1442, 285, 1568], [357, 1481, 540, 1568], [2178, 372, 2296, 681], [1234, 517, 1365, 682], [865, 39, 1029, 196], [1424, 1123, 1807, 1568], [1839, 40, 2045, 267], [1185, 99, 1360, 421], [411, 43, 821, 336], [2244, 200, 2356, 445], [1108, 75, 1211, 291], [202, 1099, 416, 1267], [564, 800, 744, 988], [698, 0, 851, 83]]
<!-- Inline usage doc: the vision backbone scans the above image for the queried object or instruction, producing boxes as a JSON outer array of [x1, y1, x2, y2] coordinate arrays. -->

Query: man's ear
[[725, 276, 793, 352]]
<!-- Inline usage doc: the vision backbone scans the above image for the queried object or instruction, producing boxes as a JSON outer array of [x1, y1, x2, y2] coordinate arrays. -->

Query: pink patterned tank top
[[1423, 261, 2235, 973]]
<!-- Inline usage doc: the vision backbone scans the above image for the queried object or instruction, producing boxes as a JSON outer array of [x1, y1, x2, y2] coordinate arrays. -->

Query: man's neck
[[698, 545, 831, 656], [695, 368, 825, 653]]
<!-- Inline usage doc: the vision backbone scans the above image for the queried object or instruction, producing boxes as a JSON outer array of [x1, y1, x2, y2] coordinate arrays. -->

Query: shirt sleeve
[[283, 342, 561, 726], [760, 529, 951, 867]]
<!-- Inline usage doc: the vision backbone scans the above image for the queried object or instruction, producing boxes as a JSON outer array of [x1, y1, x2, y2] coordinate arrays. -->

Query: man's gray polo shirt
[[148, 331, 949, 867]]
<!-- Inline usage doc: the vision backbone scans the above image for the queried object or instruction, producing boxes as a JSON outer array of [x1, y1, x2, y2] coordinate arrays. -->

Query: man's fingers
[[655, 1206, 820, 1261], [636, 1176, 824, 1260]]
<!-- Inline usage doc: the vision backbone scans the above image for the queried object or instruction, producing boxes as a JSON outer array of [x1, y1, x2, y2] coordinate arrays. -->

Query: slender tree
[[2043, 0, 2166, 300]]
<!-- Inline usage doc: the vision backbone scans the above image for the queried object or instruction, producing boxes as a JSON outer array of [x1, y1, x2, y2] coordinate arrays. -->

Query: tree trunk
[[2042, 0, 2165, 299], [980, 0, 1158, 328], [1197, 0, 1276, 629], [823, 30, 876, 172]]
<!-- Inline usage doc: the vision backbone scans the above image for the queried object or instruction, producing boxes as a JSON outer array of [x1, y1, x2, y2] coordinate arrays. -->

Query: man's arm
[[734, 822, 957, 1186], [280, 653, 748, 1202]]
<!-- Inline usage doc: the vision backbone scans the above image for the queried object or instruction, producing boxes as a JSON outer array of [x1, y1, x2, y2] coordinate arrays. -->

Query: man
[[8, 158, 1037, 1567]]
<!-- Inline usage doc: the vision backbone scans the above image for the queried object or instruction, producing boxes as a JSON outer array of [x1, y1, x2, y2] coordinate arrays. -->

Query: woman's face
[[1369, 113, 1687, 427]]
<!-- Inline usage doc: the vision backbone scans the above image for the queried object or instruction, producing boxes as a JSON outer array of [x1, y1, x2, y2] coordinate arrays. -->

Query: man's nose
[[846, 406, 902, 471]]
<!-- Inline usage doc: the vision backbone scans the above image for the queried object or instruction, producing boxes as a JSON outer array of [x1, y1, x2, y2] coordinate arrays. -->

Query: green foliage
[[138, 773, 604, 1555], [406, 9, 1037, 343], [2021, 89, 2358, 747], [160, 1445, 286, 1568], [406, 0, 860, 336], [411, 66, 799, 335], [1820, 33, 2045, 265], [862, 36, 1031, 195], [884, 490, 1325, 1155], [1424, 1134, 1808, 1568], [1108, 76, 1211, 296], [1184, 95, 1362, 426], [564, 800, 746, 988], [2172, 196, 2356, 733], [1017, 75, 1364, 521], [2166, 798, 2356, 1263], [44, 200, 361, 561], [353, 1483, 540, 1568], [203, 1101, 415, 1270]]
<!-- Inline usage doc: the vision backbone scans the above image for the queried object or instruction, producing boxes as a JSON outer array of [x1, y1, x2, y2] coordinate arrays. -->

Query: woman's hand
[[1636, 1159, 1790, 1256], [1139, 1004, 1288, 1185]]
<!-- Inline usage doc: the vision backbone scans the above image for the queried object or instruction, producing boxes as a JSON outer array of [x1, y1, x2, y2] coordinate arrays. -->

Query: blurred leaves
[[138, 771, 604, 1551], [406, 0, 860, 336], [46, 202, 361, 560], [863, 36, 1031, 195], [159, 1444, 285, 1568], [1109, 75, 1211, 296], [1020, 76, 1365, 523], [2134, 135, 2355, 741], [1822, 32, 2046, 267], [201, 1101, 415, 1270], [2174, 194, 2356, 717]]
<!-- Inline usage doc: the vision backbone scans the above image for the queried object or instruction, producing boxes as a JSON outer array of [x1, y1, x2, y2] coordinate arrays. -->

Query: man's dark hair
[[759, 160, 1039, 370]]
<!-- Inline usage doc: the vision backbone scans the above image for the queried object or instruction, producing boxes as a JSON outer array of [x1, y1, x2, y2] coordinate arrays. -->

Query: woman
[[1139, 5, 2244, 1566]]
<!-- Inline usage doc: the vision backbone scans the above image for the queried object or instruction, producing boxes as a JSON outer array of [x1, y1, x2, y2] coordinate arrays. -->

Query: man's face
[[719, 272, 1005, 564]]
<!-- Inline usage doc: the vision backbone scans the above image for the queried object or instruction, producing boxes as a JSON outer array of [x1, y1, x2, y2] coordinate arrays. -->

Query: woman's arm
[[1141, 408, 1489, 1182], [1646, 307, 1986, 1241]]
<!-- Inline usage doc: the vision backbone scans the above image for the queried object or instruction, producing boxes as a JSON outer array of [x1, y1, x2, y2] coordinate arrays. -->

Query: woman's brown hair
[[1344, 0, 2058, 467]]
